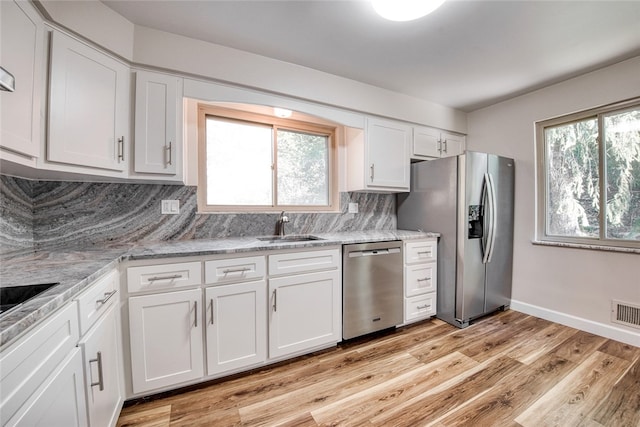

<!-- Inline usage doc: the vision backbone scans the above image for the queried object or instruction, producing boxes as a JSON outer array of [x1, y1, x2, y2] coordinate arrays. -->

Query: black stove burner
[[0, 283, 60, 315]]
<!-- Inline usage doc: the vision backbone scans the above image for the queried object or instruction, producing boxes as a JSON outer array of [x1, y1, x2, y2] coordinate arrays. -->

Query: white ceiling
[[102, 0, 640, 112]]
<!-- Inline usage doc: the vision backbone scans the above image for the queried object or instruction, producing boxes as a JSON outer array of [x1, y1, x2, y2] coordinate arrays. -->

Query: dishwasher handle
[[348, 247, 401, 257]]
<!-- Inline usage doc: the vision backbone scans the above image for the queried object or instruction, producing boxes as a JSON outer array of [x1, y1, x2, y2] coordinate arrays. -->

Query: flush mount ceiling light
[[273, 107, 292, 118], [372, 0, 447, 21]]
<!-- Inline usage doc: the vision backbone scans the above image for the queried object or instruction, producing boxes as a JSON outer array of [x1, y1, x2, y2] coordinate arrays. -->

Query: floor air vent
[[611, 300, 640, 329]]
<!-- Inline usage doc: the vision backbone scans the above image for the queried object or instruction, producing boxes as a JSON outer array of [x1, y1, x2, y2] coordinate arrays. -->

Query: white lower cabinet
[[8, 348, 88, 427], [128, 288, 204, 393], [123, 247, 341, 397], [268, 269, 341, 359], [1, 302, 87, 427], [205, 281, 267, 376], [78, 304, 122, 427], [403, 239, 438, 324]]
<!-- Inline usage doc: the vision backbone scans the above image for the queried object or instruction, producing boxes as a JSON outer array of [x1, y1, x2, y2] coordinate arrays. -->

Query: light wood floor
[[117, 310, 640, 427]]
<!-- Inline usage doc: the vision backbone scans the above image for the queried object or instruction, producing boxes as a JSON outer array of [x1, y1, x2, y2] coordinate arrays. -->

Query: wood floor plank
[[507, 322, 578, 365], [117, 405, 171, 427], [238, 352, 423, 426], [514, 351, 631, 427], [458, 314, 552, 363], [435, 351, 577, 426], [597, 339, 640, 362], [590, 356, 640, 427], [311, 351, 478, 426], [369, 355, 523, 426]]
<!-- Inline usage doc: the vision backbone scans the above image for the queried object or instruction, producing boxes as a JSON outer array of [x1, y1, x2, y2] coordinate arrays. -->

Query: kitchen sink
[[0, 283, 59, 315], [256, 235, 324, 243]]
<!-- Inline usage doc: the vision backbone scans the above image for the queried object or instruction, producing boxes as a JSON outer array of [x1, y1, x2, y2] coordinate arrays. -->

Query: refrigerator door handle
[[486, 173, 498, 263], [482, 173, 496, 264]]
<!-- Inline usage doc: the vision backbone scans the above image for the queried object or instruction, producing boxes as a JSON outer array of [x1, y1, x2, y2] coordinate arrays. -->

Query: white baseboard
[[510, 300, 640, 347]]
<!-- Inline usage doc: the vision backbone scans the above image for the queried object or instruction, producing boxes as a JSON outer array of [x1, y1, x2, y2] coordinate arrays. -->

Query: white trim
[[510, 300, 640, 347]]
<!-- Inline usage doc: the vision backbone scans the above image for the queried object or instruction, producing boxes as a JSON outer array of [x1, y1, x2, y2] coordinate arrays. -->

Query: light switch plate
[[161, 200, 180, 215], [348, 202, 358, 214]]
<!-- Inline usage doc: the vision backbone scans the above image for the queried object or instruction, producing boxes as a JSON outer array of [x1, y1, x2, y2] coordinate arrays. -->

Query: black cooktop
[[0, 283, 60, 315]]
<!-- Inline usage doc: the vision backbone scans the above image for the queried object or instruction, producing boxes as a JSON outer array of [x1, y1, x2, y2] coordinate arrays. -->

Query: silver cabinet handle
[[222, 267, 250, 274], [89, 351, 104, 391], [417, 251, 432, 255], [210, 298, 214, 325], [417, 304, 431, 310], [272, 289, 277, 312], [370, 164, 375, 181], [194, 300, 198, 327], [148, 274, 181, 282], [442, 139, 448, 153], [117, 136, 125, 161], [96, 290, 117, 306], [417, 277, 431, 282], [437, 139, 443, 153], [166, 141, 172, 166]]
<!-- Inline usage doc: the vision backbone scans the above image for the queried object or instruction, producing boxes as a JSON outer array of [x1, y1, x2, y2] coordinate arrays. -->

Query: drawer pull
[[222, 267, 250, 274], [148, 274, 182, 282], [272, 289, 277, 312], [96, 290, 117, 306], [417, 277, 431, 282], [417, 304, 431, 310], [89, 351, 104, 391], [417, 251, 432, 255], [210, 298, 214, 325], [194, 300, 198, 328]]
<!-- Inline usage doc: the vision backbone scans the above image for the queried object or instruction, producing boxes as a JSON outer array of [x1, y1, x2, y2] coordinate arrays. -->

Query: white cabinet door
[[440, 131, 465, 158], [268, 270, 341, 359], [205, 281, 267, 376], [78, 304, 123, 427], [7, 348, 88, 427], [413, 126, 441, 158], [129, 289, 203, 393], [412, 126, 465, 160], [134, 71, 183, 175], [0, 0, 43, 159], [366, 118, 411, 191], [48, 30, 129, 172]]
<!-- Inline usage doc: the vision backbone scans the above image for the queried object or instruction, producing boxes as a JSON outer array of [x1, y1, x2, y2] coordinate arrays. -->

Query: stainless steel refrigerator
[[397, 151, 515, 328]]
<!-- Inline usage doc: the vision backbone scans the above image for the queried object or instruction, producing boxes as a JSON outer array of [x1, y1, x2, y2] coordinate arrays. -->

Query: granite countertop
[[0, 230, 438, 350]]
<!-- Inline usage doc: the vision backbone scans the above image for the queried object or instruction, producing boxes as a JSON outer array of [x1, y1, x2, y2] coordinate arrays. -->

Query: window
[[198, 106, 338, 212], [536, 98, 640, 248]]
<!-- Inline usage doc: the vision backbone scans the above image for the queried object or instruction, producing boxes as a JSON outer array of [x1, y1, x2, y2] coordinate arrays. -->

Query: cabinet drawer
[[0, 302, 79, 425], [405, 263, 436, 297], [76, 269, 119, 336], [205, 256, 265, 285], [127, 262, 202, 293], [405, 240, 437, 264], [268, 249, 340, 276], [405, 294, 436, 323]]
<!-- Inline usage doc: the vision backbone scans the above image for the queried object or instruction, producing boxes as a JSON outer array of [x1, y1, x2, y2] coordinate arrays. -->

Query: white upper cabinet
[[0, 0, 44, 160], [413, 125, 465, 160], [347, 117, 411, 192], [133, 70, 183, 177], [48, 30, 130, 172]]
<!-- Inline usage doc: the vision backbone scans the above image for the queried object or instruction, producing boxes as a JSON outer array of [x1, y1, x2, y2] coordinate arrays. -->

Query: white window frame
[[535, 97, 640, 249], [197, 105, 339, 213]]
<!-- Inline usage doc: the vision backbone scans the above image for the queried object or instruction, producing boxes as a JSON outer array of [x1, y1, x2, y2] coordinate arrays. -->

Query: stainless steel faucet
[[277, 211, 289, 236]]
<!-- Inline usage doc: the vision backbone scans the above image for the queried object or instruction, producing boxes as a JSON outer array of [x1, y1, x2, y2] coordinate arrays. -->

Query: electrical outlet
[[348, 202, 359, 214], [161, 200, 180, 215]]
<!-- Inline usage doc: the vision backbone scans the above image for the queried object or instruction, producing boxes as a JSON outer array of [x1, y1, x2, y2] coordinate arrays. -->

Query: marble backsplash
[[0, 175, 396, 254]]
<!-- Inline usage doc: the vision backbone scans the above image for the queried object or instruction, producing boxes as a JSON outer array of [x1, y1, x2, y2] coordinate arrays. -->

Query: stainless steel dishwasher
[[342, 241, 403, 340]]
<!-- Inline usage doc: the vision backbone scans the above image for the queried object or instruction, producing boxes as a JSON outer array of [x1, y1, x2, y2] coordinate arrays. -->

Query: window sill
[[532, 240, 640, 255]]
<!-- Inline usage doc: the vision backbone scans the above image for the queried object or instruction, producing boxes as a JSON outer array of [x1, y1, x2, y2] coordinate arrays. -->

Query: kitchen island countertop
[[0, 230, 438, 349]]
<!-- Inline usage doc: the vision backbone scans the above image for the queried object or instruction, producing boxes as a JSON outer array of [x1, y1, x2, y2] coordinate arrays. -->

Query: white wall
[[467, 56, 640, 346]]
